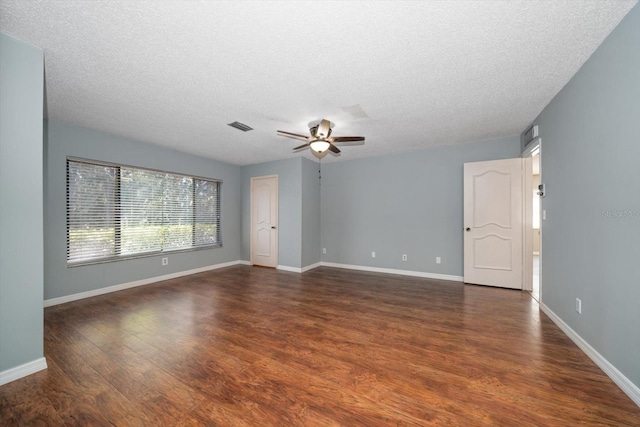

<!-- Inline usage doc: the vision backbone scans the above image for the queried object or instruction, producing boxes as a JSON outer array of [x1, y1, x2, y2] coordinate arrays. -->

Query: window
[[67, 158, 221, 265]]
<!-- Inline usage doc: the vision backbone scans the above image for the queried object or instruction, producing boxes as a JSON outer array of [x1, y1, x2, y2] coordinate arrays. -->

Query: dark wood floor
[[1, 266, 639, 426]]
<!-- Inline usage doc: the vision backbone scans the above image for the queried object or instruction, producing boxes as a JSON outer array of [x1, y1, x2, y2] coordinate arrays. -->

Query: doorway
[[250, 175, 278, 268], [523, 140, 541, 302]]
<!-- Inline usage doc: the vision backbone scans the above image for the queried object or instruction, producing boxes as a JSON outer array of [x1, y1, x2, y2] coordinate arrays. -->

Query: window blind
[[67, 158, 221, 265], [194, 179, 220, 247], [163, 173, 194, 250], [67, 161, 118, 263], [120, 167, 164, 255]]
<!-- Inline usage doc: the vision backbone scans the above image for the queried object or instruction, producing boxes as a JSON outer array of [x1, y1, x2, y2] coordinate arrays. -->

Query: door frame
[[522, 138, 541, 299], [522, 156, 533, 292], [250, 175, 279, 267]]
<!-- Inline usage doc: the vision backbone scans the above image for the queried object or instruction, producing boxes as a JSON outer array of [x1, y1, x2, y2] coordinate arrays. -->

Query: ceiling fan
[[277, 119, 365, 158]]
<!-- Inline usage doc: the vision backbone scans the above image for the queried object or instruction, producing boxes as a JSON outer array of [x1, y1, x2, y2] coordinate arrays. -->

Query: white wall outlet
[[371, 251, 376, 258], [436, 256, 441, 264], [322, 248, 326, 254], [576, 298, 582, 314], [543, 209, 547, 220], [162, 257, 168, 266], [402, 254, 407, 261]]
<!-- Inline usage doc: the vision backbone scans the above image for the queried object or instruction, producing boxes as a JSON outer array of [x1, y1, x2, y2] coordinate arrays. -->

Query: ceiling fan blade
[[277, 130, 310, 141], [328, 144, 341, 154], [292, 143, 310, 151], [331, 136, 365, 143]]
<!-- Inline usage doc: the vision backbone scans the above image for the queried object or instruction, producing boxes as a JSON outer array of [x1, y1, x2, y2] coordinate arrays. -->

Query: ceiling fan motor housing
[[315, 119, 333, 139]]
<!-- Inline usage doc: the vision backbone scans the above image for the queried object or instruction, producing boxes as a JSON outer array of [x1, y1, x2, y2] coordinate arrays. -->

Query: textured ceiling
[[1, 0, 636, 165]]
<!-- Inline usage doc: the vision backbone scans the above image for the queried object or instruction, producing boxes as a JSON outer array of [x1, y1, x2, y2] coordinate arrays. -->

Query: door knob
[[465, 227, 471, 232], [271, 226, 277, 229]]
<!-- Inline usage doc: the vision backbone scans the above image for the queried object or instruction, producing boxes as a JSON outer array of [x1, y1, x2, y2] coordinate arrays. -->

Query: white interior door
[[464, 158, 524, 289], [251, 175, 278, 268]]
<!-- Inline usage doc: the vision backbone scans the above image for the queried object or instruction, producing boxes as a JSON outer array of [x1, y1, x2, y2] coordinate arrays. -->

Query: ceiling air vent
[[227, 121, 253, 132]]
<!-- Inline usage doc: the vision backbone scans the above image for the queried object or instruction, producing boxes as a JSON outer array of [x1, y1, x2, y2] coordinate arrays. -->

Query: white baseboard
[[277, 263, 322, 273], [248, 260, 459, 281], [320, 262, 463, 282], [541, 303, 640, 407], [0, 357, 48, 386], [245, 261, 309, 273], [44, 260, 246, 307], [276, 265, 302, 273], [301, 262, 322, 273]]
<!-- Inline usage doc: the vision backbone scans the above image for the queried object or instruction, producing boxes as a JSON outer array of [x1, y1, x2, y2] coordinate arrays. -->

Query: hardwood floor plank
[[10, 397, 69, 427], [2, 265, 639, 425], [0, 369, 50, 408], [37, 359, 115, 427]]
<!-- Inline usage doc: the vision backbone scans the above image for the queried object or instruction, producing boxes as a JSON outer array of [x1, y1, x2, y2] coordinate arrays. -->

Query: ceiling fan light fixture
[[311, 149, 330, 159], [309, 140, 331, 153]]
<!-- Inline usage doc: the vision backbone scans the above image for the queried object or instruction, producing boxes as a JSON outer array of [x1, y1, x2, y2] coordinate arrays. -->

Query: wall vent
[[227, 121, 253, 132], [523, 124, 539, 144]]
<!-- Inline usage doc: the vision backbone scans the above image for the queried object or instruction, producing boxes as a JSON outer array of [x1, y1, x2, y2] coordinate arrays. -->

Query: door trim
[[523, 156, 533, 292]]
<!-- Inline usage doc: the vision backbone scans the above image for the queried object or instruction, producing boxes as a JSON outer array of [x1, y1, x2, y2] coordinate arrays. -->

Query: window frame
[[66, 156, 222, 267]]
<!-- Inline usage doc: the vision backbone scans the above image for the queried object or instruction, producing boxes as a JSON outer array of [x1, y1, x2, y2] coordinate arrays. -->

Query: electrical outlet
[[576, 298, 582, 314], [162, 257, 168, 266], [322, 248, 326, 254], [371, 251, 376, 258], [436, 256, 441, 264], [402, 254, 407, 261]]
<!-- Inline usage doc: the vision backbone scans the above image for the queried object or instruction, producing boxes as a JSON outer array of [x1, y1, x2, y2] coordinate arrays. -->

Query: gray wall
[[320, 136, 521, 276], [44, 120, 242, 300], [532, 4, 640, 387], [0, 34, 44, 371], [301, 158, 321, 267], [241, 158, 303, 268]]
